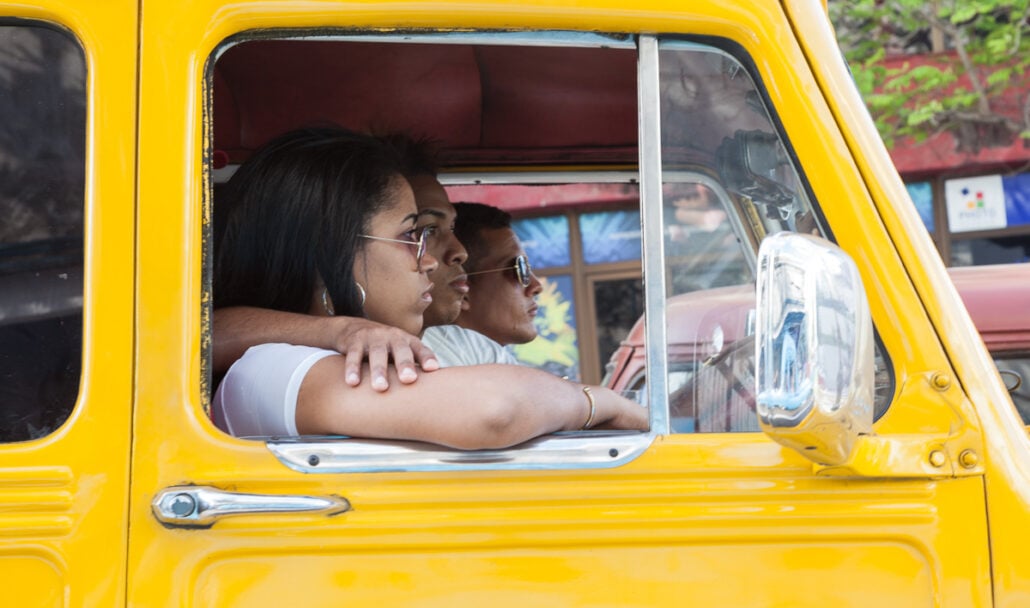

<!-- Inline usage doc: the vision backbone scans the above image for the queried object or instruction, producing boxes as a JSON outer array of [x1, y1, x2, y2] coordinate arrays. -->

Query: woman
[[213, 127, 647, 449]]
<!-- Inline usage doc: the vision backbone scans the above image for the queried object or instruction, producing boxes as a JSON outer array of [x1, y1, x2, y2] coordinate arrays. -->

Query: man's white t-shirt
[[421, 324, 520, 368]]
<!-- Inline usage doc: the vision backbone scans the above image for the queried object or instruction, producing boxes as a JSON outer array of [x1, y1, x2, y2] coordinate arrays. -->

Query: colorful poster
[[945, 175, 1007, 233], [578, 210, 642, 264], [512, 216, 570, 269]]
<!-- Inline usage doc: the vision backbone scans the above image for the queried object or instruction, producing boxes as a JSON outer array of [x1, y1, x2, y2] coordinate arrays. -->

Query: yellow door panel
[[129, 451, 989, 605], [191, 543, 932, 607], [0, 1, 137, 607], [3, 553, 65, 608], [130, 0, 993, 605]]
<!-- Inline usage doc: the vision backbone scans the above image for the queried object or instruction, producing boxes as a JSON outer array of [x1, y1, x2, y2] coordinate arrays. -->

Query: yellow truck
[[1, 0, 1028, 605]]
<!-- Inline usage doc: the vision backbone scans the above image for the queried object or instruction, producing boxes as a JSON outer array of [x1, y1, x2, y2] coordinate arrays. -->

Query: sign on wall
[[945, 175, 1007, 233]]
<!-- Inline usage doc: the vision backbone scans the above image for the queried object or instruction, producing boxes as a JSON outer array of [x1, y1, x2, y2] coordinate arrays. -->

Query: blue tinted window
[[950, 236, 1030, 266], [512, 216, 570, 269], [578, 210, 641, 264], [512, 275, 579, 381], [1003, 173, 1030, 227], [0, 25, 86, 442], [906, 182, 934, 232]]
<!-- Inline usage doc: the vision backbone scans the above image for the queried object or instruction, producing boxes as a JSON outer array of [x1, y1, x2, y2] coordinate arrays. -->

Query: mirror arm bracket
[[814, 371, 984, 478]]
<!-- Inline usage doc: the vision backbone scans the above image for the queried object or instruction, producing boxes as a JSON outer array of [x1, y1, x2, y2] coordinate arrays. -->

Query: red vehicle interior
[[212, 40, 639, 167]]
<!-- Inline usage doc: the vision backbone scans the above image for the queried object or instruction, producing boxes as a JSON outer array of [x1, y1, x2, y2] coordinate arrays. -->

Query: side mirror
[[755, 232, 874, 466]]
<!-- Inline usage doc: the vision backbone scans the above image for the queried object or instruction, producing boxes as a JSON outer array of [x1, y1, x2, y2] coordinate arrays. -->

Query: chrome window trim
[[439, 171, 639, 186], [213, 30, 635, 65], [267, 431, 654, 473], [218, 169, 640, 188], [638, 34, 670, 434], [273, 31, 635, 49]]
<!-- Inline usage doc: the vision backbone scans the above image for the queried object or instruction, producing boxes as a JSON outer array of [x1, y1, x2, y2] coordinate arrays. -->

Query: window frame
[[203, 28, 896, 471], [206, 30, 657, 471]]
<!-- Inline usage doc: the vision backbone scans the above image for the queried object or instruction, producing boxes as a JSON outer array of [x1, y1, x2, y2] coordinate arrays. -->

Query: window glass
[[663, 180, 752, 294], [950, 236, 1030, 266], [1003, 173, 1030, 228], [512, 216, 571, 269], [656, 40, 890, 433], [906, 181, 934, 232], [0, 24, 85, 442], [658, 42, 797, 433], [578, 210, 641, 264]]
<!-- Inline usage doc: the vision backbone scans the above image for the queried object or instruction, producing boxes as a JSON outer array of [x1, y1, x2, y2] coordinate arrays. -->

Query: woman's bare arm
[[213, 306, 438, 390], [296, 361, 648, 449]]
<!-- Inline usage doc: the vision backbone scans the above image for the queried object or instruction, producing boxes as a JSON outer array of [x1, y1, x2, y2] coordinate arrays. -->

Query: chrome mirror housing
[[755, 232, 874, 466]]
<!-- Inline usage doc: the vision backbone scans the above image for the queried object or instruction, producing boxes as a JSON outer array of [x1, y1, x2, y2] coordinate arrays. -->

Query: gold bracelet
[[580, 386, 596, 430]]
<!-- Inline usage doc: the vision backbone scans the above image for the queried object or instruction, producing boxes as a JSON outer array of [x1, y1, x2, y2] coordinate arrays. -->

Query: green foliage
[[831, 0, 1030, 152], [907, 99, 945, 126]]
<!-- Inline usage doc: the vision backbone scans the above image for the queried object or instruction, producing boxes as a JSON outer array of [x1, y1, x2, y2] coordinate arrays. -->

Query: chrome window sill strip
[[266, 431, 654, 474]]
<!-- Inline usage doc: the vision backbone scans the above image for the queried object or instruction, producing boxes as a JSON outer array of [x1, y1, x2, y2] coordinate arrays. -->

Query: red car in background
[[603, 263, 1030, 432]]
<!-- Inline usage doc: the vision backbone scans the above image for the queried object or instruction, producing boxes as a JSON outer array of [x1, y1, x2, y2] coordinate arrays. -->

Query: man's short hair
[[453, 202, 513, 273], [377, 132, 440, 178]]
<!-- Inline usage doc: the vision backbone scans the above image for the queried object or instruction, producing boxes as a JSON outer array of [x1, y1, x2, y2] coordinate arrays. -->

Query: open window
[[205, 31, 894, 470]]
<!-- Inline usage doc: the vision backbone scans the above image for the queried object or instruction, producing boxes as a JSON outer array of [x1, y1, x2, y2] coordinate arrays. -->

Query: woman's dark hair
[[214, 126, 402, 317]]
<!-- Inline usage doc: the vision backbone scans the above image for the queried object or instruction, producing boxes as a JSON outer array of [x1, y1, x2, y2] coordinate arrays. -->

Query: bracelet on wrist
[[580, 386, 596, 430]]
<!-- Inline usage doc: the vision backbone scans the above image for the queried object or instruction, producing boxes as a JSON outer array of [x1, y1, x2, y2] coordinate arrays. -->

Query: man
[[452, 202, 543, 346], [377, 135, 520, 367], [377, 134, 470, 329]]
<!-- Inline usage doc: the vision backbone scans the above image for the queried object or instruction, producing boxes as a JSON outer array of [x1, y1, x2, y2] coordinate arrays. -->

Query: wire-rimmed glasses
[[359, 225, 435, 271]]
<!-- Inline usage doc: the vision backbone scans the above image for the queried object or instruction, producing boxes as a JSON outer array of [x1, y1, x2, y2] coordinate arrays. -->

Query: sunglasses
[[359, 225, 435, 271], [465, 254, 533, 287]]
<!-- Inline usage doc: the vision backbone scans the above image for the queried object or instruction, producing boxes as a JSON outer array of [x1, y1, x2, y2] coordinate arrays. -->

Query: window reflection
[[653, 40, 882, 433], [0, 24, 86, 442]]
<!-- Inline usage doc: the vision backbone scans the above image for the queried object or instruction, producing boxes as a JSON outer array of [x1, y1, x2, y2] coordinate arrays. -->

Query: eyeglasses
[[359, 225, 435, 271], [465, 254, 533, 287]]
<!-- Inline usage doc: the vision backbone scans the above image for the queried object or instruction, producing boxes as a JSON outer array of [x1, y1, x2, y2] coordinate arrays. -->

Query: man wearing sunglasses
[[452, 202, 544, 347]]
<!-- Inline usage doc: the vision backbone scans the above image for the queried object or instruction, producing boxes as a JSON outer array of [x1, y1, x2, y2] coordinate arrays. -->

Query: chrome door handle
[[152, 485, 350, 528]]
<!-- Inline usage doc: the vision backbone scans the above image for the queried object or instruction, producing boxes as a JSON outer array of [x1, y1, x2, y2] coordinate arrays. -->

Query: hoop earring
[[321, 287, 335, 316], [355, 282, 366, 307]]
